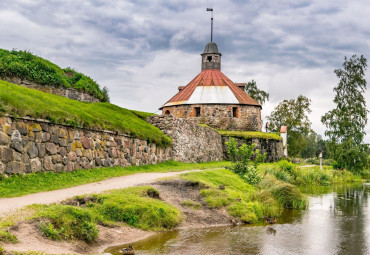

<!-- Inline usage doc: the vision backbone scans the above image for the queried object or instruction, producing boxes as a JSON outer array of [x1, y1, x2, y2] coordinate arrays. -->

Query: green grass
[[0, 49, 109, 102], [218, 130, 282, 141], [30, 186, 182, 243], [0, 230, 17, 243], [0, 161, 230, 198], [181, 169, 298, 223], [258, 160, 363, 186], [181, 200, 202, 210], [0, 80, 170, 146]]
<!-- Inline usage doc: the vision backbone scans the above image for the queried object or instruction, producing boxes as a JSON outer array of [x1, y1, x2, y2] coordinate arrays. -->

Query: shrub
[[259, 175, 307, 209], [225, 138, 265, 185]]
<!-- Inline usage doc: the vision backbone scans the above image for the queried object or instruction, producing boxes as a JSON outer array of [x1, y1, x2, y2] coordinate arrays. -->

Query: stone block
[[46, 143, 58, 155], [58, 128, 68, 138], [42, 132, 51, 142], [27, 142, 39, 159], [59, 138, 68, 147], [0, 147, 13, 162], [16, 123, 28, 136], [43, 156, 54, 171], [51, 135, 59, 144], [6, 161, 26, 174], [0, 132, 10, 146], [81, 137, 91, 149], [59, 147, 67, 157], [30, 158, 42, 172], [55, 163, 64, 173], [67, 151, 77, 161], [11, 130, 22, 143], [37, 144, 46, 158]]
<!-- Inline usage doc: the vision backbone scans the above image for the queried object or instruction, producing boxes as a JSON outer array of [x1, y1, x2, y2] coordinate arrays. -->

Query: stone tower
[[160, 41, 262, 131]]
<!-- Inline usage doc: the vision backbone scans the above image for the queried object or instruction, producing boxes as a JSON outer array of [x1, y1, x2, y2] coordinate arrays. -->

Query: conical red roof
[[161, 69, 260, 108]]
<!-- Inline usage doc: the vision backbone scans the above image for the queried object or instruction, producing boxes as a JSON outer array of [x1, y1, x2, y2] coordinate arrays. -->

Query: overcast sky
[[1, 0, 370, 141]]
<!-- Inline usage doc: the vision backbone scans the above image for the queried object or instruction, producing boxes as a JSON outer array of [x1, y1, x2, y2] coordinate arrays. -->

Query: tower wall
[[162, 104, 262, 131]]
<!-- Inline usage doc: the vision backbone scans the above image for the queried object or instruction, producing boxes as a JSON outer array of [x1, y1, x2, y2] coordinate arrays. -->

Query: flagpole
[[206, 8, 213, 42]]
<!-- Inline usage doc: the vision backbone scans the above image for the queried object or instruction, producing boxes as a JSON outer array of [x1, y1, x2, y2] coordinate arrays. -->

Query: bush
[[259, 175, 307, 209], [225, 138, 265, 185]]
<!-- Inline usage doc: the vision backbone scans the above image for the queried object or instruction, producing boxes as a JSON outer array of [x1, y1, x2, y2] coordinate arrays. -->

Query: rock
[[27, 142, 39, 159], [58, 128, 68, 138], [55, 163, 64, 173], [67, 151, 77, 161], [0, 147, 13, 162], [76, 149, 82, 157], [37, 144, 46, 158], [30, 124, 42, 132], [10, 142, 24, 153], [59, 138, 68, 147], [30, 158, 42, 172], [64, 162, 74, 172], [6, 161, 26, 174], [0, 163, 5, 174], [16, 123, 28, 135], [46, 143, 58, 155], [42, 132, 51, 142], [0, 132, 10, 145], [43, 156, 54, 171], [59, 147, 67, 157], [81, 137, 91, 149], [51, 135, 59, 144], [11, 130, 22, 143], [74, 132, 80, 140]]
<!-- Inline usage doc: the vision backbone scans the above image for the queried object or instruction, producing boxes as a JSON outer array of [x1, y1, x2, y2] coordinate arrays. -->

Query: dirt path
[[0, 170, 201, 217]]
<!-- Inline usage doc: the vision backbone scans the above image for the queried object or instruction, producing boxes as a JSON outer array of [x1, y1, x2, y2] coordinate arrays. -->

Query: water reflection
[[105, 184, 370, 255]]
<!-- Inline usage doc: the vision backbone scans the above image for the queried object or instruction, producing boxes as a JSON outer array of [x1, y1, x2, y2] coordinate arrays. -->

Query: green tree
[[301, 131, 320, 158], [244, 80, 269, 105], [267, 95, 312, 157], [321, 55, 368, 172]]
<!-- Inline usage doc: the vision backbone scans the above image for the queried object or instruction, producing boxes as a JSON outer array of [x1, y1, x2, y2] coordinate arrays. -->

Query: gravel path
[[0, 170, 201, 217]]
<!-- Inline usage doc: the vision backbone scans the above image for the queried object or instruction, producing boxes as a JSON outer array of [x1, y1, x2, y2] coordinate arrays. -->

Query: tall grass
[[181, 168, 305, 223], [0, 49, 109, 102]]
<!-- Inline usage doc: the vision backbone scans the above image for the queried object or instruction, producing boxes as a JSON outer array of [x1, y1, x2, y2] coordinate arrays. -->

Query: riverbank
[[0, 162, 363, 254]]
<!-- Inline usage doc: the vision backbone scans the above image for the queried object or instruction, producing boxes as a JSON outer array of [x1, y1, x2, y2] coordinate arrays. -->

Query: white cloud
[[1, 0, 370, 142]]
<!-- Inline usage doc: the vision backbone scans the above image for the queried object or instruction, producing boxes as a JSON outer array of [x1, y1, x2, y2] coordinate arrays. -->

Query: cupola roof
[[202, 42, 220, 54]]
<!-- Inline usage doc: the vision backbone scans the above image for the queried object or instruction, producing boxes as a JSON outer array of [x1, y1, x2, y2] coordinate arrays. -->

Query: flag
[[206, 8, 213, 11]]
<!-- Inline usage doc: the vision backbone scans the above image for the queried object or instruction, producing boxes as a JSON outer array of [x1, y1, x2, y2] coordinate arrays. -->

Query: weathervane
[[206, 8, 213, 42]]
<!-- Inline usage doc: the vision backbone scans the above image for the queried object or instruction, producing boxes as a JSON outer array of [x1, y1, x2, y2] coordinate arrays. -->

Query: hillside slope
[[0, 80, 171, 146], [0, 49, 109, 102]]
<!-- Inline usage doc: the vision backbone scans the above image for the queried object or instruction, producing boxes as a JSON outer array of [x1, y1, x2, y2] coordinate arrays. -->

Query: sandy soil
[[1, 170, 238, 255]]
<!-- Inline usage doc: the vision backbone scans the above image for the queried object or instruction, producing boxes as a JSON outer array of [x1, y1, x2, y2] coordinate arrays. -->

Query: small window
[[232, 107, 238, 118], [195, 107, 201, 117], [164, 110, 170, 115], [207, 56, 212, 62]]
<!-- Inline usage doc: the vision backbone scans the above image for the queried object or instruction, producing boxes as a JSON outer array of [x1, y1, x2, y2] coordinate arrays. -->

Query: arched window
[[164, 110, 170, 115]]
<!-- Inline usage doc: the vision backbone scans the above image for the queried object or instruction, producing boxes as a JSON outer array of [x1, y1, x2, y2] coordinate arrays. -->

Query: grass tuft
[[0, 230, 18, 243], [181, 200, 202, 210], [218, 130, 282, 141]]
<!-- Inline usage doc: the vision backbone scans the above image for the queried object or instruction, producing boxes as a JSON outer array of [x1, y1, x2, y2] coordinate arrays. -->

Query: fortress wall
[[0, 115, 282, 176], [0, 116, 171, 175], [148, 115, 224, 163]]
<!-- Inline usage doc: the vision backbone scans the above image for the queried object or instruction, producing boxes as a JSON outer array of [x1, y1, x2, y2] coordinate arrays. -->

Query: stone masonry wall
[[222, 136, 284, 162], [162, 104, 262, 131], [0, 116, 171, 175], [2, 77, 100, 103], [148, 115, 224, 163]]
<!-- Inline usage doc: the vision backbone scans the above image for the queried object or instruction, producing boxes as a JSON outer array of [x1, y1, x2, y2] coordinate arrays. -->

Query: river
[[105, 183, 370, 255]]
